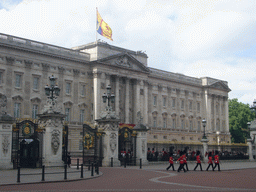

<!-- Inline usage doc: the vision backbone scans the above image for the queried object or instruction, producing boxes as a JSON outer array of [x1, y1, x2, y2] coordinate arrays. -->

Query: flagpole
[[96, 7, 98, 43]]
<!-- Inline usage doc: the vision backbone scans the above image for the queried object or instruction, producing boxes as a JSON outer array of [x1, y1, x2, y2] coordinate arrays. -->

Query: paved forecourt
[[0, 161, 256, 192]]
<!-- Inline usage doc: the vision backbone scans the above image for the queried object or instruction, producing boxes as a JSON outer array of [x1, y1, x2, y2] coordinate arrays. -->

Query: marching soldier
[[183, 151, 189, 171], [194, 151, 202, 171], [166, 153, 175, 171], [177, 151, 186, 172], [206, 151, 214, 171], [213, 151, 220, 171]]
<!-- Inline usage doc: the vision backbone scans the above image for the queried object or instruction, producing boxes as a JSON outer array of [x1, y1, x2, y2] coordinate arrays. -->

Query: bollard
[[64, 164, 67, 180], [140, 158, 142, 169], [17, 166, 20, 183], [77, 158, 79, 170], [91, 163, 94, 176], [88, 160, 91, 171], [80, 164, 84, 178], [42, 165, 45, 181], [96, 162, 99, 175], [111, 157, 113, 167]]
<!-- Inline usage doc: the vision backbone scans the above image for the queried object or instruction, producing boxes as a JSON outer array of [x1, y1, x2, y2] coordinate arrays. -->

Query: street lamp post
[[202, 119, 207, 139], [247, 122, 251, 140], [44, 75, 60, 106]]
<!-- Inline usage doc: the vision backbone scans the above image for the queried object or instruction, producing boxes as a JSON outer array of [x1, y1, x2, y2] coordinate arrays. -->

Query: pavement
[[0, 160, 255, 186]]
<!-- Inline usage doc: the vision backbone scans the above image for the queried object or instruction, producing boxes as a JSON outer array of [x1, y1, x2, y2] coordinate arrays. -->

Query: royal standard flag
[[97, 9, 113, 41]]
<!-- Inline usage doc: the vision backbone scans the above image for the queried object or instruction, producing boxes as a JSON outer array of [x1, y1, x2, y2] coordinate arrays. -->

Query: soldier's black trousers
[[206, 163, 214, 171], [166, 163, 175, 171], [213, 163, 220, 171], [194, 163, 202, 171]]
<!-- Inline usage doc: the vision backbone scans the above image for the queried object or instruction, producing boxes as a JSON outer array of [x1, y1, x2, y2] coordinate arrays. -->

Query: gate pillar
[[38, 113, 65, 167], [0, 113, 15, 169], [134, 124, 148, 165], [96, 119, 120, 167]]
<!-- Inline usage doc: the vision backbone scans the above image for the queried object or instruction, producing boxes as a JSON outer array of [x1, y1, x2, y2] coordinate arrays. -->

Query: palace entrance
[[12, 119, 43, 168], [118, 124, 137, 165]]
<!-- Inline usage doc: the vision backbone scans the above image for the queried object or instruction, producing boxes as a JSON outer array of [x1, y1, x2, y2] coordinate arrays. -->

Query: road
[[0, 167, 256, 191]]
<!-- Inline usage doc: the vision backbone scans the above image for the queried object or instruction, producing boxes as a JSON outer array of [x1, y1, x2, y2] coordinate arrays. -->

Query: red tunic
[[208, 156, 213, 164], [214, 155, 219, 163], [196, 155, 201, 163], [177, 156, 184, 164], [169, 157, 173, 164]]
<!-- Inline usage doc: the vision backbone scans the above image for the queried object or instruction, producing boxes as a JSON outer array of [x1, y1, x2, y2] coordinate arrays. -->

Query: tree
[[229, 98, 254, 143]]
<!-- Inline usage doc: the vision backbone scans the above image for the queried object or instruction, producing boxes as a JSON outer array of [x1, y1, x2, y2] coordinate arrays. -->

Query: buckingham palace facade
[[0, 33, 231, 155]]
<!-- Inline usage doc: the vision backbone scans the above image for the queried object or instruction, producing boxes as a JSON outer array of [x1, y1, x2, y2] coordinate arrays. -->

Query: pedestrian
[[194, 151, 202, 171], [177, 151, 186, 172], [67, 153, 71, 168], [183, 150, 189, 171], [166, 153, 175, 171], [213, 150, 220, 171], [206, 152, 214, 171]]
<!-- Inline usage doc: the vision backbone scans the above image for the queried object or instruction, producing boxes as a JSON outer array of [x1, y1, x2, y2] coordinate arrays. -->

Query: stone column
[[144, 81, 148, 125], [115, 76, 120, 116], [0, 114, 14, 169], [125, 78, 130, 123], [134, 124, 148, 165], [224, 97, 229, 132], [96, 119, 120, 167], [93, 71, 102, 120], [247, 138, 254, 161], [201, 138, 209, 162], [38, 113, 65, 167], [135, 79, 141, 123]]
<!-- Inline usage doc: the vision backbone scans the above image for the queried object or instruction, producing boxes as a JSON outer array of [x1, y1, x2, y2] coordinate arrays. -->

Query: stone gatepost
[[0, 114, 15, 169], [96, 118, 120, 167], [247, 138, 254, 161], [38, 113, 65, 167], [134, 124, 148, 165], [201, 138, 209, 162]]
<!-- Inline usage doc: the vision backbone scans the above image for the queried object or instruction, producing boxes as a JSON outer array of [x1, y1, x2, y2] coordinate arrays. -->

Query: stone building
[[0, 33, 231, 156]]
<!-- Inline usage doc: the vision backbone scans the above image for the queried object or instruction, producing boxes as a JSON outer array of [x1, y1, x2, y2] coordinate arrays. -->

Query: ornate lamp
[[102, 85, 115, 108], [44, 75, 60, 105], [202, 119, 207, 139], [247, 122, 251, 140]]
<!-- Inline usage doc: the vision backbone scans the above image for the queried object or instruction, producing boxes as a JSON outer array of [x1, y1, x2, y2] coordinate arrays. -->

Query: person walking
[[67, 153, 71, 168], [166, 153, 175, 171], [194, 151, 202, 171], [177, 151, 186, 172], [206, 152, 214, 171], [213, 151, 220, 171], [183, 151, 189, 171]]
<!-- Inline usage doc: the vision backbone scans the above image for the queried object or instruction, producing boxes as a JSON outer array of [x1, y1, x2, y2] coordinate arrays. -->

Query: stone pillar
[[134, 124, 148, 165], [144, 81, 148, 125], [38, 113, 65, 167], [93, 71, 102, 120], [0, 114, 14, 169], [201, 138, 209, 162], [247, 139, 254, 161], [96, 119, 120, 167], [115, 76, 120, 116], [135, 79, 141, 123], [224, 97, 229, 133], [125, 78, 130, 123]]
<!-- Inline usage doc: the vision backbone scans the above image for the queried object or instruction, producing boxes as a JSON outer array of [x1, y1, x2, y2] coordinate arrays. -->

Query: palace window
[[15, 74, 22, 88], [172, 119, 176, 128], [153, 95, 157, 106], [197, 103, 200, 112], [153, 117, 157, 127], [181, 119, 184, 129], [32, 104, 38, 119], [163, 97, 166, 107], [33, 77, 39, 90], [163, 118, 167, 128], [189, 101, 192, 111], [66, 82, 71, 94], [80, 109, 85, 123], [80, 84, 86, 96], [189, 120, 193, 130], [172, 98, 176, 108], [181, 100, 184, 109], [197, 121, 201, 131], [0, 71, 3, 84], [79, 140, 83, 150], [14, 103, 21, 118], [65, 108, 70, 122]]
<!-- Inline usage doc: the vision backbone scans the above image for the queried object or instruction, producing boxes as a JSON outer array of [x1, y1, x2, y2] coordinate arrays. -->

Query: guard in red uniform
[[206, 152, 214, 171], [183, 151, 189, 171], [177, 151, 186, 172], [193, 151, 202, 171], [166, 153, 175, 171], [213, 151, 220, 171]]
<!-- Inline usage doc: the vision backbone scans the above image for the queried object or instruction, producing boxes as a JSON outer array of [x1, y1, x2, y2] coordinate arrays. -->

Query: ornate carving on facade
[[30, 97, 41, 103], [2, 134, 10, 156], [58, 66, 65, 73], [73, 69, 80, 77], [51, 129, 60, 154], [109, 133, 117, 152], [6, 56, 14, 65], [137, 111, 143, 124], [41, 99, 62, 114], [24, 60, 33, 68], [115, 56, 131, 68], [98, 122, 119, 131], [141, 139, 146, 154], [42, 63, 50, 71], [39, 117, 62, 128], [93, 71, 102, 78], [0, 94, 7, 115]]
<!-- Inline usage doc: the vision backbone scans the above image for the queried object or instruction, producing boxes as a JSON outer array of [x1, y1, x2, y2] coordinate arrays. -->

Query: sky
[[0, 0, 256, 105]]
